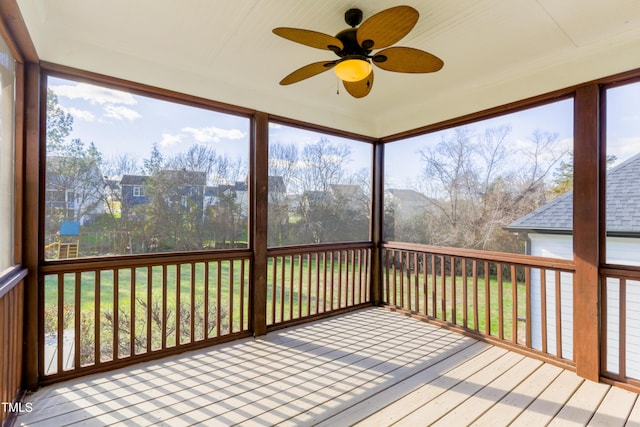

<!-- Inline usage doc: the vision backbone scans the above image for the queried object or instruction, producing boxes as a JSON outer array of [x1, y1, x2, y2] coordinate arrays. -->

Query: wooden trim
[[573, 83, 600, 381], [13, 61, 24, 264], [22, 61, 39, 391], [251, 111, 268, 336], [370, 141, 383, 305], [40, 249, 253, 274], [0, 265, 26, 299], [267, 241, 373, 256], [268, 114, 376, 145], [0, 0, 38, 63]]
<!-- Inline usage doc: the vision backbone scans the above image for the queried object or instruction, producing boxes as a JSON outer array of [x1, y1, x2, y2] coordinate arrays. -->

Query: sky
[[48, 75, 640, 189], [48, 76, 372, 183]]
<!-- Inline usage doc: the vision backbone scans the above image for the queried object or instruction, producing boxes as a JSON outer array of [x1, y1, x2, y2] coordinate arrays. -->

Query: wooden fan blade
[[343, 71, 374, 98], [279, 61, 335, 85], [356, 6, 419, 50], [373, 47, 443, 73], [273, 27, 343, 51]]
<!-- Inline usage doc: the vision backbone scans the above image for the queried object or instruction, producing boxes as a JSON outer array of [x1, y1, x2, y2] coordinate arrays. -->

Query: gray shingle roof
[[508, 153, 640, 234]]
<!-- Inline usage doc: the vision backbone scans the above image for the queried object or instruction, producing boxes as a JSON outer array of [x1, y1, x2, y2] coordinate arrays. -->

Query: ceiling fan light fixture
[[334, 58, 372, 82]]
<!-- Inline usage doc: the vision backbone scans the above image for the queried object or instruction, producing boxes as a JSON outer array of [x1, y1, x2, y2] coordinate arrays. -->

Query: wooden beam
[[251, 111, 268, 336], [370, 141, 384, 305], [21, 61, 40, 390], [573, 83, 600, 381]]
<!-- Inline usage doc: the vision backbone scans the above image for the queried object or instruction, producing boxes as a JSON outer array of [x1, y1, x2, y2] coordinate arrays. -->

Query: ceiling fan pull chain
[[336, 77, 340, 95]]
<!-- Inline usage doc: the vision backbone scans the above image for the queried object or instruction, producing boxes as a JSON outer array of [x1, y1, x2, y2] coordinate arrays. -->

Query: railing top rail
[[382, 241, 576, 272], [0, 265, 28, 299], [600, 265, 640, 279], [267, 241, 374, 257], [40, 249, 253, 274]]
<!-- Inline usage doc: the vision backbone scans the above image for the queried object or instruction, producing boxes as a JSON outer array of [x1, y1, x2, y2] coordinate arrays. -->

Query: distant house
[[385, 189, 433, 222], [120, 170, 207, 218], [45, 156, 105, 225], [120, 175, 149, 218], [506, 153, 640, 374]]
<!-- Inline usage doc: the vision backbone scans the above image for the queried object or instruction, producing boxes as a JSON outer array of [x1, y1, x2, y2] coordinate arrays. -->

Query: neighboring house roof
[[386, 189, 431, 203], [507, 153, 640, 235], [121, 175, 148, 185]]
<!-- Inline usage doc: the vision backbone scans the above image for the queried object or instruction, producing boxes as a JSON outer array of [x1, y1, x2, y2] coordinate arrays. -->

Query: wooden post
[[22, 62, 40, 390], [251, 111, 268, 336], [573, 84, 600, 381], [370, 141, 384, 305]]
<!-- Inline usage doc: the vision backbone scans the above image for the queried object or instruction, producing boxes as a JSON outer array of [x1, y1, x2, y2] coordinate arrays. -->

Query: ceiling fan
[[273, 5, 443, 98]]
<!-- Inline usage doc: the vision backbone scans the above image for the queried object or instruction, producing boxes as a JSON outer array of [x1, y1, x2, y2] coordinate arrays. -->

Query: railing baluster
[[95, 271, 101, 364], [350, 249, 356, 307], [176, 264, 181, 345], [280, 256, 285, 322], [462, 259, 468, 328], [298, 254, 303, 317], [114, 269, 119, 359], [473, 260, 479, 332], [130, 267, 135, 356], [315, 253, 320, 314], [414, 251, 419, 314], [161, 265, 167, 350], [271, 257, 277, 325], [337, 251, 343, 309], [229, 260, 234, 334], [146, 266, 152, 351], [451, 257, 456, 324], [240, 259, 246, 330], [555, 270, 562, 358], [191, 263, 196, 342], [441, 256, 447, 322], [289, 255, 294, 320], [511, 265, 517, 344], [620, 278, 627, 379], [56, 273, 63, 373], [525, 266, 532, 348], [498, 263, 503, 340], [323, 252, 328, 312], [422, 253, 428, 317], [540, 269, 548, 354], [431, 254, 436, 317], [204, 262, 210, 339], [74, 272, 81, 369], [484, 261, 490, 335], [600, 275, 608, 375], [216, 260, 222, 337]]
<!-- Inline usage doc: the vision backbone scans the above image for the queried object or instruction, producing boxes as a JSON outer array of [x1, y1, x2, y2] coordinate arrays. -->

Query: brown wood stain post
[[251, 111, 269, 336], [573, 84, 601, 381]]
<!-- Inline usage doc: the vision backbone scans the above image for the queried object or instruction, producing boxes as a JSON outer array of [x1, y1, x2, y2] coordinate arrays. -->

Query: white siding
[[530, 234, 640, 379], [529, 234, 573, 360]]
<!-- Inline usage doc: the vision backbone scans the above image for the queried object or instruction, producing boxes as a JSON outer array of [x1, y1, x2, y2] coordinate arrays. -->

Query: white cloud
[[50, 82, 137, 105], [64, 106, 95, 122], [160, 133, 182, 147], [104, 104, 141, 122], [268, 122, 282, 129], [182, 126, 246, 143]]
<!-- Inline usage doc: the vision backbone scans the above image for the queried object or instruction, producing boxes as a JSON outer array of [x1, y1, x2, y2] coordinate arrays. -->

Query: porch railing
[[381, 242, 576, 366], [39, 250, 251, 384], [266, 242, 373, 328], [601, 267, 640, 387], [0, 267, 27, 425]]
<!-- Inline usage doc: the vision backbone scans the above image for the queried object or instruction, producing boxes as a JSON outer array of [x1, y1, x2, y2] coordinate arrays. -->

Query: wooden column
[[573, 84, 600, 381], [251, 111, 268, 336], [22, 62, 40, 390], [370, 141, 384, 305]]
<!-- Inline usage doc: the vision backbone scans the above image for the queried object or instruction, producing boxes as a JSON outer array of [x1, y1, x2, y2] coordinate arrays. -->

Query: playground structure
[[44, 221, 79, 259]]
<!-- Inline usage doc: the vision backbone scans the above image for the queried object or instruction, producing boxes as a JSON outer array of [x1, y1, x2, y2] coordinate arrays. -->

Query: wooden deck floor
[[17, 307, 640, 426]]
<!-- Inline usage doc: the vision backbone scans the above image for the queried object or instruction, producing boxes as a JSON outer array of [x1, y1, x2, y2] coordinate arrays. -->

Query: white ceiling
[[15, 0, 640, 138]]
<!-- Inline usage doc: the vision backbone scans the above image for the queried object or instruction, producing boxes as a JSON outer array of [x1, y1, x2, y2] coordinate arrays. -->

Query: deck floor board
[[17, 307, 640, 426]]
